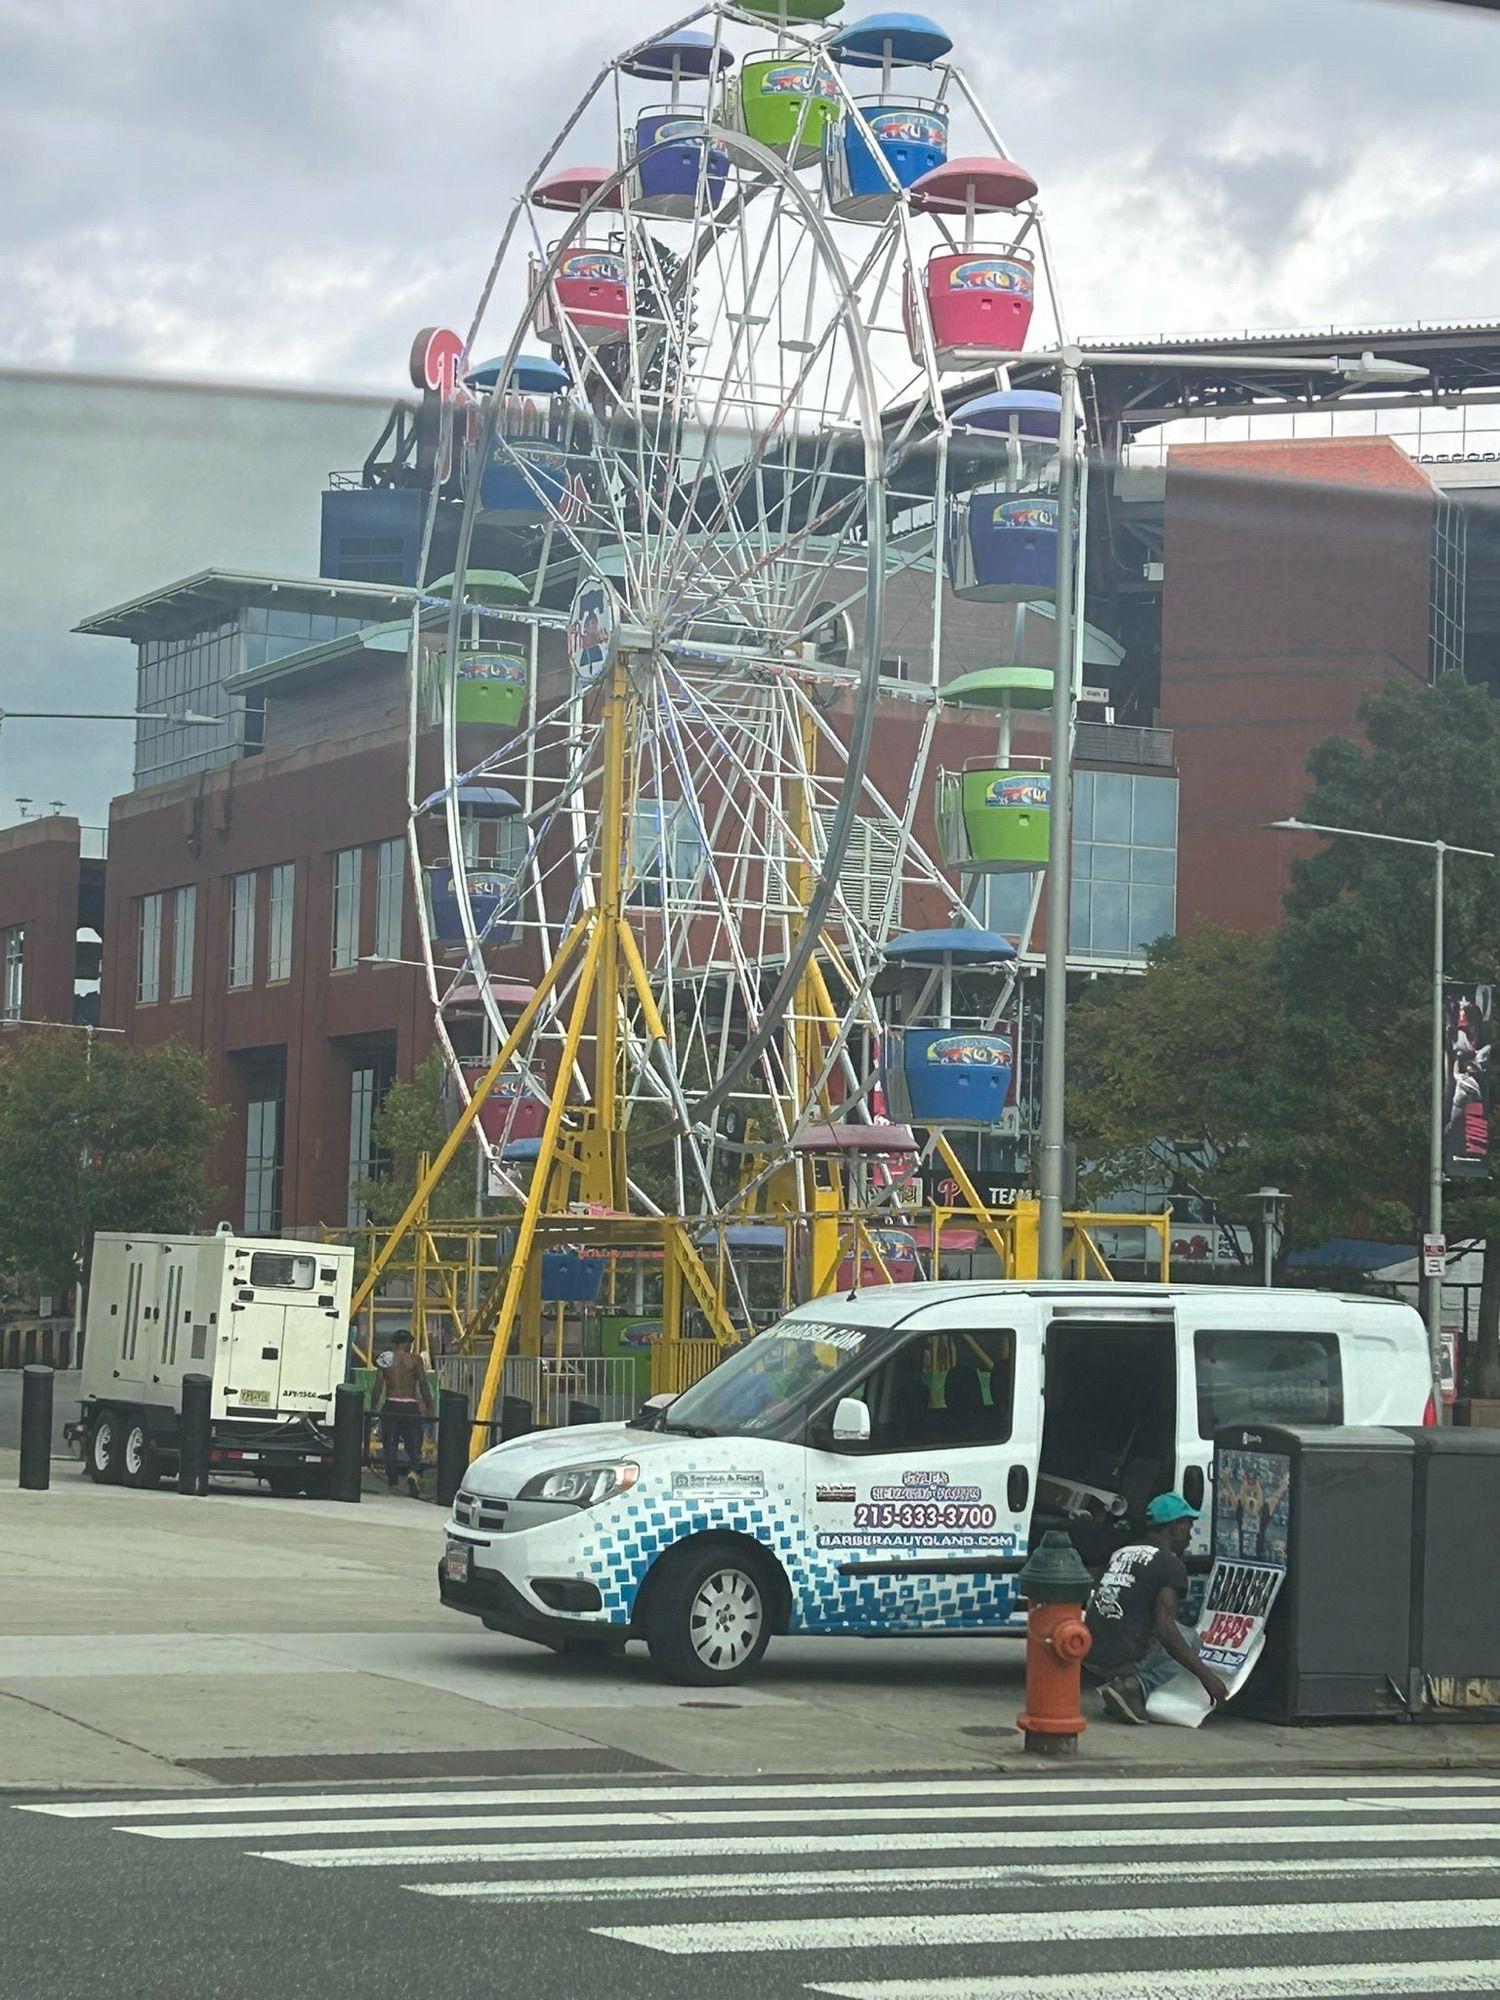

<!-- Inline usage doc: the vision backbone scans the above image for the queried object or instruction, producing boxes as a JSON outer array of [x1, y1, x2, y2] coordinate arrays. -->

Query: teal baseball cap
[[1146, 1492, 1199, 1525]]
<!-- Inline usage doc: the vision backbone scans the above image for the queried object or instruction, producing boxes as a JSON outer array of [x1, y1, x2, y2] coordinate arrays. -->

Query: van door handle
[[1007, 1464, 1030, 1513]]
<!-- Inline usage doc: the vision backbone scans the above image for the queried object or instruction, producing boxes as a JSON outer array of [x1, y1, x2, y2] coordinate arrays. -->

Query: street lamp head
[[1333, 352, 1431, 387], [1268, 818, 1304, 832]]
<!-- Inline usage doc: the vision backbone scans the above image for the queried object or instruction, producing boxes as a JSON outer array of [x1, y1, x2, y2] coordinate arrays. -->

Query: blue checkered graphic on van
[[577, 1482, 1019, 1633]]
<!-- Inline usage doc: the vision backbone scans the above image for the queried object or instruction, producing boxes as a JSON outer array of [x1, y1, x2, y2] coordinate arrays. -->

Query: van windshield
[[661, 1319, 875, 1437]]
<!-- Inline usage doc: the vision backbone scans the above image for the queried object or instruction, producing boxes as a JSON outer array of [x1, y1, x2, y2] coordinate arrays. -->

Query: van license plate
[[444, 1541, 471, 1585], [238, 1389, 271, 1405]]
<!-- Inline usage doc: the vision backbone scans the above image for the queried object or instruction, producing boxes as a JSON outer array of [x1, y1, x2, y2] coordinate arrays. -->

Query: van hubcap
[[688, 1567, 763, 1671], [125, 1433, 142, 1476]]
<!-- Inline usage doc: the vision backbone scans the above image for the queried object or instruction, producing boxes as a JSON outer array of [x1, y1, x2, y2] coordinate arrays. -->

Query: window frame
[[266, 861, 295, 983], [1193, 1327, 1345, 1436], [812, 1326, 1018, 1457], [137, 894, 163, 1006], [331, 846, 362, 971], [373, 837, 404, 962], [170, 885, 196, 1000], [228, 871, 256, 989]]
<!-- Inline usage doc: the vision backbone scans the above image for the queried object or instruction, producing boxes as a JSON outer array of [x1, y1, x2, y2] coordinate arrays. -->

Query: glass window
[[243, 1095, 284, 1234], [665, 1319, 876, 1437], [967, 872, 1034, 940], [374, 838, 404, 961], [133, 619, 238, 790], [835, 1328, 1015, 1453], [331, 847, 362, 970], [628, 800, 706, 909], [1070, 773, 1178, 961], [170, 886, 196, 1000], [1090, 772, 1133, 844], [229, 872, 256, 988], [1194, 1330, 1344, 1434], [137, 894, 162, 1005], [1, 927, 22, 1021], [266, 863, 295, 982], [248, 1251, 315, 1290]]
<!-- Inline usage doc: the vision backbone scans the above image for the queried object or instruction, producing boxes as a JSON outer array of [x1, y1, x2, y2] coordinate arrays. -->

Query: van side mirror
[[831, 1397, 871, 1446]]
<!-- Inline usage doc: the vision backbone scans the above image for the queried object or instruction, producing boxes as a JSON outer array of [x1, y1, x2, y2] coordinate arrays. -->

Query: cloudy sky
[[4, 0, 1499, 391]]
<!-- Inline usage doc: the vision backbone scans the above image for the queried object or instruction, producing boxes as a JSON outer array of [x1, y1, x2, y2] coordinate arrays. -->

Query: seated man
[[1083, 1491, 1230, 1724]]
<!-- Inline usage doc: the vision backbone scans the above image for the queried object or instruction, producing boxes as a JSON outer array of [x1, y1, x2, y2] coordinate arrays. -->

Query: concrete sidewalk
[[3, 1451, 1498, 1794]]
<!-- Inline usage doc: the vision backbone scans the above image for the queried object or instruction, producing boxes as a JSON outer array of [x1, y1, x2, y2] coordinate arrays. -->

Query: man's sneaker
[[1100, 1674, 1148, 1724], [405, 1470, 421, 1498]]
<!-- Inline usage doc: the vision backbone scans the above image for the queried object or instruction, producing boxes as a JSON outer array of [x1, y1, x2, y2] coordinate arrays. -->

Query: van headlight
[[518, 1461, 641, 1508]]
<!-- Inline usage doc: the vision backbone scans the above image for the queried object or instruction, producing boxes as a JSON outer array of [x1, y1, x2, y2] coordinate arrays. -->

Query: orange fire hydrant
[[1015, 1530, 1094, 1756]]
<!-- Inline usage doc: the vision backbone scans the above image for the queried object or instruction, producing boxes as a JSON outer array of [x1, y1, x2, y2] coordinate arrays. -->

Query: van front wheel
[[643, 1546, 772, 1686]]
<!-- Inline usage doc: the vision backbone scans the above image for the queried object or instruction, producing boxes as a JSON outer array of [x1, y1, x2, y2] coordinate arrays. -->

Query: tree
[[1068, 674, 1500, 1394], [0, 1033, 224, 1300], [1271, 674, 1500, 1394], [1068, 926, 1282, 1264], [355, 1049, 483, 1229]]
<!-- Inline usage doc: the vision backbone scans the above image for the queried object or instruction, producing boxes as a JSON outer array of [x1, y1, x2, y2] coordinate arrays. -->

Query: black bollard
[[330, 1382, 364, 1503], [500, 1394, 534, 1441], [436, 1391, 469, 1509], [567, 1399, 601, 1428], [178, 1373, 212, 1496], [19, 1365, 53, 1491]]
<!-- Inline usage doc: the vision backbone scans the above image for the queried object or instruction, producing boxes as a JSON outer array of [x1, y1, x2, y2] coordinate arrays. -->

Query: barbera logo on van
[[784, 1321, 866, 1351]]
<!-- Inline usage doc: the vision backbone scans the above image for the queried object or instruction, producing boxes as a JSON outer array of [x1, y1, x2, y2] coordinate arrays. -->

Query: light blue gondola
[[825, 12, 953, 222]]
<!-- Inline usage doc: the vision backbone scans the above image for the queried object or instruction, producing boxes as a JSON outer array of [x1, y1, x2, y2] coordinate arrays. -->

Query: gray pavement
[[8, 1771, 1500, 1999], [3, 1446, 1500, 1796], [5, 1454, 1500, 1794]]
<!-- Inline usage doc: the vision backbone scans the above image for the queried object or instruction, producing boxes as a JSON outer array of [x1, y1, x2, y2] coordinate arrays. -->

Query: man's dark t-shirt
[[1084, 1541, 1188, 1673]]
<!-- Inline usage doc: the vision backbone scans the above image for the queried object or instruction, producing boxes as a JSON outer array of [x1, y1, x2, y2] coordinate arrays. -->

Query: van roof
[[792, 1279, 1401, 1318]]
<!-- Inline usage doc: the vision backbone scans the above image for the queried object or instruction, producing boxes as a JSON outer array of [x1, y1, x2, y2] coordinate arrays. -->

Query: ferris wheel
[[404, 0, 1070, 1342]]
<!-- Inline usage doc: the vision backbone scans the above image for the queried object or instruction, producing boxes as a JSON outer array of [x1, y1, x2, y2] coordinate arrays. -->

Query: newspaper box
[[1393, 1425, 1500, 1710], [1212, 1423, 1413, 1722]]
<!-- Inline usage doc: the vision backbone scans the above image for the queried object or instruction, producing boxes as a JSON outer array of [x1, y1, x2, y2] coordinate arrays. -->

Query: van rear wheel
[[86, 1409, 126, 1485], [643, 1545, 772, 1686]]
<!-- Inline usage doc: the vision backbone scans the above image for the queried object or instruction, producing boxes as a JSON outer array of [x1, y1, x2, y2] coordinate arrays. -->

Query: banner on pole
[[1443, 982, 1492, 1179]]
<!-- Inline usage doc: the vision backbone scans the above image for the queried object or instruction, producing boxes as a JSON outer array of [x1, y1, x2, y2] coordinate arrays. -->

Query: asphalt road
[[6, 1771, 1500, 1998]]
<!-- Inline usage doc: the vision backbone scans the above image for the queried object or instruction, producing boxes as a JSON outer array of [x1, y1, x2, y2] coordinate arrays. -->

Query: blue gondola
[[878, 926, 1017, 1127], [947, 389, 1073, 603], [623, 29, 735, 219], [825, 12, 953, 221]]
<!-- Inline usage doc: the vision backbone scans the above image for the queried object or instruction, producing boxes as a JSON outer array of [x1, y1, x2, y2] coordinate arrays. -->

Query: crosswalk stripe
[[256, 1820, 1500, 1868], [596, 1896, 1500, 1955], [28, 1771, 1500, 1821], [122, 1791, 1500, 1843], [407, 1853, 1500, 1903], [804, 1965, 1500, 2000]]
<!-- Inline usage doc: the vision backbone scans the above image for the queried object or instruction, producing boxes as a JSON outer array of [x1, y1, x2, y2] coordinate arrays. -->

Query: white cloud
[[2, 0, 1496, 391]]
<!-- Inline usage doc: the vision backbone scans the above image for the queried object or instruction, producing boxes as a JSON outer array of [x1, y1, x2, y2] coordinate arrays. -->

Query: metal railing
[[434, 1353, 641, 1427], [650, 1339, 726, 1398]]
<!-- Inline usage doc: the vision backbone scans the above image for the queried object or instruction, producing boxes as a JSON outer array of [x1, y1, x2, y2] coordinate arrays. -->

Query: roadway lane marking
[[28, 1772, 1500, 1820], [597, 1898, 1500, 1955], [120, 1793, 1500, 1842], [408, 1854, 1500, 1902], [257, 1821, 1500, 1867], [806, 1965, 1500, 1999]]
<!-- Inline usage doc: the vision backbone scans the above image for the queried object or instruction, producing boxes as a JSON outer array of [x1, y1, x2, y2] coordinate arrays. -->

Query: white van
[[439, 1281, 1431, 1684]]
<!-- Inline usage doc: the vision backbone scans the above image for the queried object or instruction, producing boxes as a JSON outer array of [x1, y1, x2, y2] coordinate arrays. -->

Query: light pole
[[1272, 816, 1496, 1417], [1252, 1186, 1289, 1288], [1031, 346, 1430, 1278]]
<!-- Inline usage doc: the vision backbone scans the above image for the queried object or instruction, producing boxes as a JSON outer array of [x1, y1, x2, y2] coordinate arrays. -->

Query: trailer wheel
[[642, 1542, 774, 1686], [120, 1414, 161, 1489], [86, 1409, 126, 1485]]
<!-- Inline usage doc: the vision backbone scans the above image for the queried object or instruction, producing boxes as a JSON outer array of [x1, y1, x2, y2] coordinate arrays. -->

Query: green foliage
[[355, 1049, 480, 1228], [0, 1033, 224, 1298], [1068, 674, 1500, 1392], [1069, 926, 1279, 1210]]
